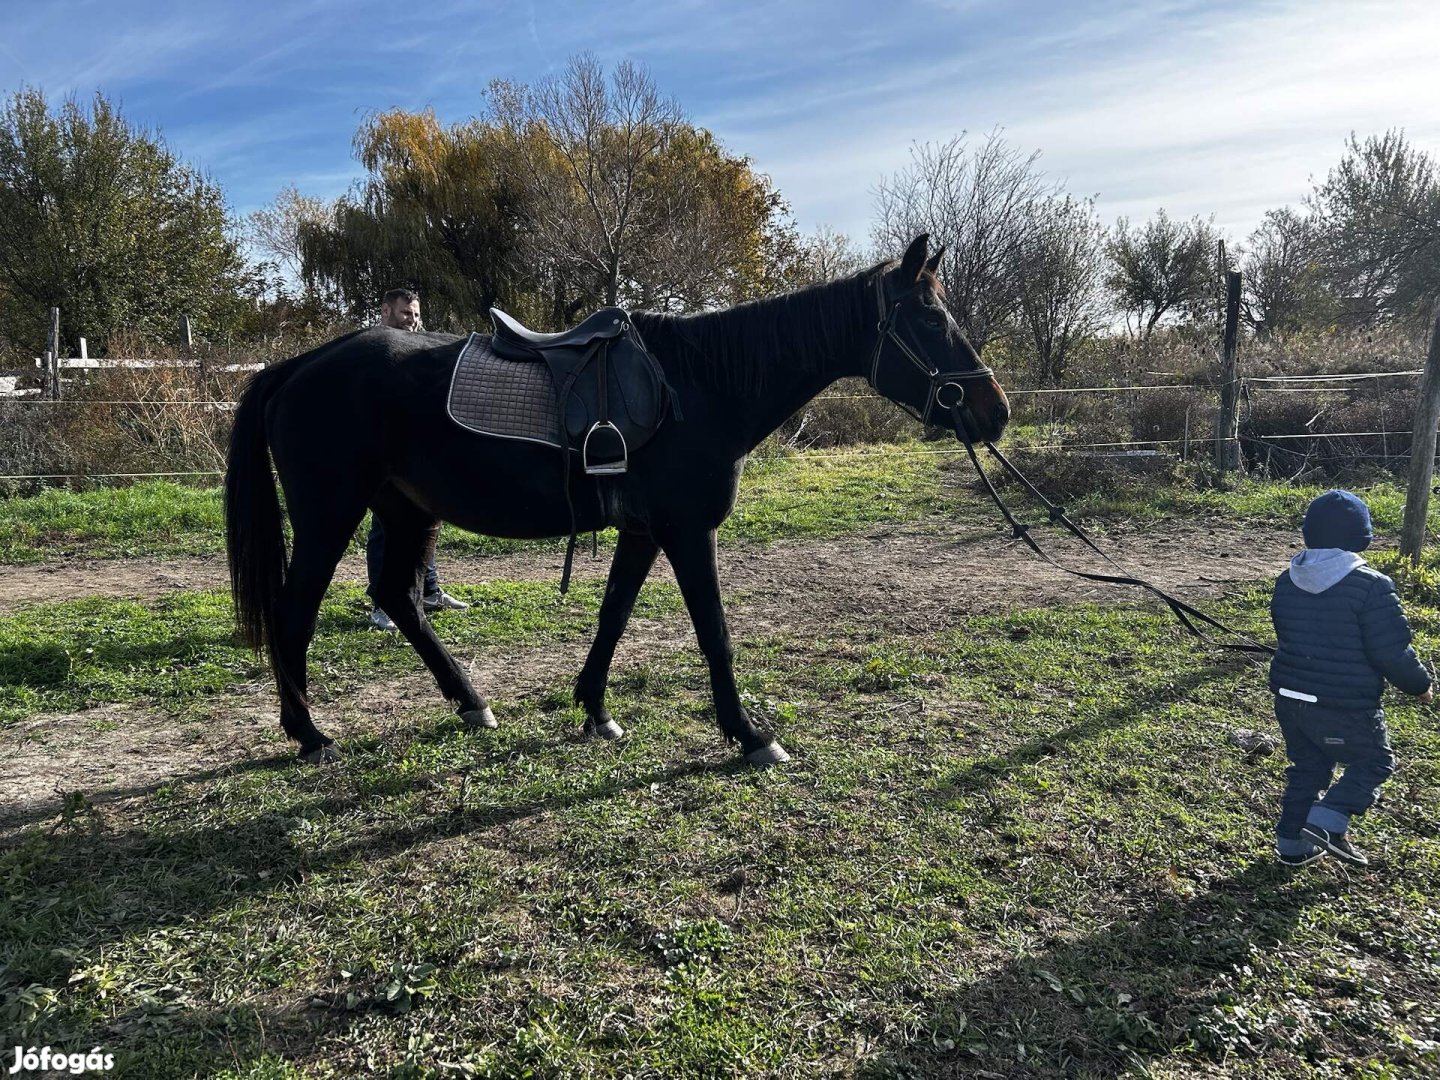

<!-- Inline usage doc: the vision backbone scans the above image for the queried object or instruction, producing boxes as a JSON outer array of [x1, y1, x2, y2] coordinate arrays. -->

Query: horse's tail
[[225, 350, 309, 656]]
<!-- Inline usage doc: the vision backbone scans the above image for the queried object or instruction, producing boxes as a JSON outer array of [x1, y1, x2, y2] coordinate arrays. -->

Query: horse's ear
[[898, 234, 930, 284], [924, 245, 946, 275]]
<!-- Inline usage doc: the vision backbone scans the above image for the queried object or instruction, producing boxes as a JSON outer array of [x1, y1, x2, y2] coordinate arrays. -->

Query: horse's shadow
[[4, 722, 734, 1034]]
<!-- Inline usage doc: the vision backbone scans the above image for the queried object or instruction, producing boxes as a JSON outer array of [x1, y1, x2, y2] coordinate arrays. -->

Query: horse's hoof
[[299, 742, 341, 765], [744, 741, 790, 766], [588, 718, 625, 740], [462, 707, 498, 730]]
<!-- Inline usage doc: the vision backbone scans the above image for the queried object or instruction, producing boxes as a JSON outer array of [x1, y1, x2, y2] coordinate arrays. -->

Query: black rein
[[947, 402, 1275, 657]]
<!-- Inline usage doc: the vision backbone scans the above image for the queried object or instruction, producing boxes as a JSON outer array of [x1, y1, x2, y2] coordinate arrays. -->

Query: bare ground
[[0, 516, 1297, 830]]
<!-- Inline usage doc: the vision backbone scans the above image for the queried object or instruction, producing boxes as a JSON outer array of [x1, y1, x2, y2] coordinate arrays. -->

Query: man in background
[[368, 288, 470, 630]]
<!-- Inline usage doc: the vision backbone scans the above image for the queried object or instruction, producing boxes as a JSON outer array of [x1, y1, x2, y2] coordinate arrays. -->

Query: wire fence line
[[0, 470, 226, 481], [1, 430, 1420, 482], [1, 364, 1425, 408], [1, 399, 238, 407], [1245, 369, 1423, 383], [0, 363, 1427, 481]]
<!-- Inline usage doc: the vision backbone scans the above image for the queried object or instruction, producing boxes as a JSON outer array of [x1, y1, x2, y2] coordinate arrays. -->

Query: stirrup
[[582, 420, 628, 475]]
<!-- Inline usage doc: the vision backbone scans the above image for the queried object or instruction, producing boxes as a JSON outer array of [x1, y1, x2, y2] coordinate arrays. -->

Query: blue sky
[[4, 0, 1437, 254]]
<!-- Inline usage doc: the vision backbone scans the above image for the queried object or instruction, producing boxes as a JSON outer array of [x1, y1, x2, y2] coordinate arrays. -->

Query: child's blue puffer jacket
[[1270, 558, 1430, 710]]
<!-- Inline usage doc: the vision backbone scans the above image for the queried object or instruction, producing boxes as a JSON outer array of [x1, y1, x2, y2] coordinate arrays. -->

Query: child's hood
[[1288, 548, 1366, 594]]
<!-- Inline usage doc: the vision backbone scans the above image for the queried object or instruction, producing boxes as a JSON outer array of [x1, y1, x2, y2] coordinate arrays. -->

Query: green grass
[[0, 445, 952, 564], [1074, 477, 1434, 535], [722, 442, 951, 543], [0, 481, 226, 562], [2, 588, 1438, 1077], [6, 448, 1437, 568], [0, 580, 683, 727]]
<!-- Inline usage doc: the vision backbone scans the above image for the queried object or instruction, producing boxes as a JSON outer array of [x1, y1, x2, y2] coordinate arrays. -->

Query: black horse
[[225, 235, 1009, 765]]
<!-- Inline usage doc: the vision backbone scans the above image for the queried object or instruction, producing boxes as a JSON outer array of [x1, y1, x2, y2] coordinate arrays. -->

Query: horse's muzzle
[[966, 381, 1010, 443]]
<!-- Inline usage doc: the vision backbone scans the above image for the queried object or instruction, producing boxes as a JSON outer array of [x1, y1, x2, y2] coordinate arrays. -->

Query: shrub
[[1241, 380, 1416, 481], [0, 403, 74, 497], [772, 377, 920, 449], [1128, 386, 1213, 448], [0, 323, 351, 491], [979, 446, 1184, 505]]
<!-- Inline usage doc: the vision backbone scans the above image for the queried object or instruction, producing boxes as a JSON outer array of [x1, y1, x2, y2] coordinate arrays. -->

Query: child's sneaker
[[1277, 845, 1325, 868], [1300, 824, 1369, 866]]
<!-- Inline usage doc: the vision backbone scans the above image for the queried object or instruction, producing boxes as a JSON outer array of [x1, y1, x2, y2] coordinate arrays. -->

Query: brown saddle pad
[[447, 333, 564, 448]]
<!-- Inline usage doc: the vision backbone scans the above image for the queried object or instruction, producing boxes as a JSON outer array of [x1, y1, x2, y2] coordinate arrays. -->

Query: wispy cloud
[[2, 0, 1435, 248], [712, 0, 1440, 244]]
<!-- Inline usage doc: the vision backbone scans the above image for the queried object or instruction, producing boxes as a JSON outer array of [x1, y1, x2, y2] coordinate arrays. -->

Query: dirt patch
[[0, 516, 1298, 831], [724, 516, 1297, 636], [0, 551, 569, 613], [0, 614, 687, 833], [0, 518, 1297, 621]]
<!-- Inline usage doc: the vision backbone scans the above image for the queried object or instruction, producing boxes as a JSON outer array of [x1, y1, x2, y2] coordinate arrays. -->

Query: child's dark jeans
[[1275, 696, 1396, 839]]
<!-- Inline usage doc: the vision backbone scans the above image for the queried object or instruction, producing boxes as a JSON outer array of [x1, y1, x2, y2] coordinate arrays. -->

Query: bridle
[[867, 276, 994, 426]]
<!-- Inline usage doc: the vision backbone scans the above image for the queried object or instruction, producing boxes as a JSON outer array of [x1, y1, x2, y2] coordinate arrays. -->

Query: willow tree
[[1105, 210, 1221, 338], [1239, 207, 1332, 335], [296, 63, 792, 331], [295, 108, 526, 330], [1310, 130, 1440, 325]]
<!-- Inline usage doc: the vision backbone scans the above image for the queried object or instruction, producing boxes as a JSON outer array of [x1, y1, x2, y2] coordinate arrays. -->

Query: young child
[[1270, 489, 1432, 867]]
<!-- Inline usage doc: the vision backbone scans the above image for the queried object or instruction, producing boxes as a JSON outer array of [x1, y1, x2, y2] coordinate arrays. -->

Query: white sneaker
[[423, 591, 470, 612], [369, 608, 397, 631]]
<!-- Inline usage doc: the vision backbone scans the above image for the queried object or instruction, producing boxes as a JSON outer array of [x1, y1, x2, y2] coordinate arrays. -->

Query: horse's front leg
[[575, 530, 660, 738], [660, 527, 790, 765]]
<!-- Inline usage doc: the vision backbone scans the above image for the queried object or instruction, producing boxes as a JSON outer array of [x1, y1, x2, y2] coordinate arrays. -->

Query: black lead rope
[[949, 403, 1275, 657]]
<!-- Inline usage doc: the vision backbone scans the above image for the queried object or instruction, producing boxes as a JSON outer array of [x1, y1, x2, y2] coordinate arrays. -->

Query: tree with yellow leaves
[[283, 54, 796, 331]]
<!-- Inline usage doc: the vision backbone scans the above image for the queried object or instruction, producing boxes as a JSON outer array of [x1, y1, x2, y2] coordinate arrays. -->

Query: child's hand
[[1420, 690, 1434, 704]]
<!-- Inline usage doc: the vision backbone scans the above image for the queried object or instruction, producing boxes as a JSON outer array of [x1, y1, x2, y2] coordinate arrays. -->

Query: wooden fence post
[[46, 306, 61, 400], [1215, 271, 1241, 472], [1400, 303, 1440, 563]]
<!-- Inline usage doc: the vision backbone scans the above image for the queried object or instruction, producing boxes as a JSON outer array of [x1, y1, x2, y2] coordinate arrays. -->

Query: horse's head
[[867, 234, 1009, 444]]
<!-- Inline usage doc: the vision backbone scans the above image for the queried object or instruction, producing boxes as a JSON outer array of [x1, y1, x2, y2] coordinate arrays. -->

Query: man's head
[[1302, 489, 1373, 552], [380, 288, 421, 331]]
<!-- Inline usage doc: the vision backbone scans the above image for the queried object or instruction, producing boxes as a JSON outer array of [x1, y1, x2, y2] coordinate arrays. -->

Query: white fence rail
[[1, 356, 264, 399]]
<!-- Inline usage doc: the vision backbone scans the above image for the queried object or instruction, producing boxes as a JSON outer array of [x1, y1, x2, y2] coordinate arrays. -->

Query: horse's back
[[269, 328, 463, 419]]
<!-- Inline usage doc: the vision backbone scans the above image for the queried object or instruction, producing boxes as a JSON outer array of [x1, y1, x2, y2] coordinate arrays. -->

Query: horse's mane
[[632, 265, 881, 397]]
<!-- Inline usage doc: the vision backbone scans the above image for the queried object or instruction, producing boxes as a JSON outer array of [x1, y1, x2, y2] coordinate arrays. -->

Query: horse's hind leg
[[274, 498, 368, 762], [369, 489, 494, 730], [574, 530, 660, 739]]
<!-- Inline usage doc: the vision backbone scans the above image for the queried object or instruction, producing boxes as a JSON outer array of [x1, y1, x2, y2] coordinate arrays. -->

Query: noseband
[[867, 277, 993, 425]]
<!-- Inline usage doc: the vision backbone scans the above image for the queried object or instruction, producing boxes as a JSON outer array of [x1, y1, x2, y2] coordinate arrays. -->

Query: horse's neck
[[727, 358, 851, 455], [641, 277, 872, 456]]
